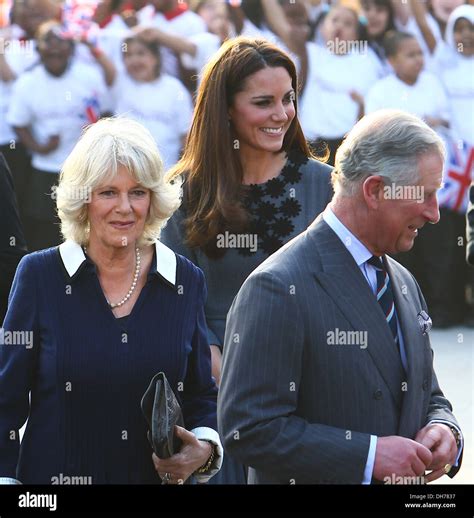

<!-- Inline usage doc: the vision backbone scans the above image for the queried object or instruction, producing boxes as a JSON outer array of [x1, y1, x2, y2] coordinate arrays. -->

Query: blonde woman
[[0, 117, 222, 485]]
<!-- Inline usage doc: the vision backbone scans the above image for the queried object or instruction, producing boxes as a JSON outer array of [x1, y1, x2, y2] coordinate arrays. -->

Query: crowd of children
[[0, 0, 473, 326]]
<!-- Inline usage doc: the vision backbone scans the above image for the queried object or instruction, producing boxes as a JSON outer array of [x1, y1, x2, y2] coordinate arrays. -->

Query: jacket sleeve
[[181, 268, 223, 481], [0, 254, 39, 480], [414, 279, 464, 477]]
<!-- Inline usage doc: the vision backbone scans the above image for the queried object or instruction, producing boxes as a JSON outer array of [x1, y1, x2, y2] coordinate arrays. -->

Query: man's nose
[[425, 196, 440, 224]]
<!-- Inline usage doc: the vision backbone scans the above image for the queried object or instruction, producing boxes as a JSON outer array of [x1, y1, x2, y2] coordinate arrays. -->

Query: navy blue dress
[[0, 241, 218, 484]]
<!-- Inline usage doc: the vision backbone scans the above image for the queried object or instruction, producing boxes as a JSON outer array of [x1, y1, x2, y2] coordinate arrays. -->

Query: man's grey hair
[[332, 110, 446, 196]]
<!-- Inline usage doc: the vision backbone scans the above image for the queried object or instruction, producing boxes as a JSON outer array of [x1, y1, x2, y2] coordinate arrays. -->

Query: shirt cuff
[[363, 435, 377, 484], [0, 477, 22, 484], [191, 426, 224, 483], [428, 420, 464, 467]]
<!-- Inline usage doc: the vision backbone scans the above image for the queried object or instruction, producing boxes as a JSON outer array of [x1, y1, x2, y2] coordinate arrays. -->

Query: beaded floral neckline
[[240, 150, 308, 256]]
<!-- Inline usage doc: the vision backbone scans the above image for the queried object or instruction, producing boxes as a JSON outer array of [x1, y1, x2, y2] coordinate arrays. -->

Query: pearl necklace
[[84, 246, 141, 308]]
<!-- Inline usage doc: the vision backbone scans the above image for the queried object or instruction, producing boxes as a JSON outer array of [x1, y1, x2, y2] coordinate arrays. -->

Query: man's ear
[[362, 175, 385, 209]]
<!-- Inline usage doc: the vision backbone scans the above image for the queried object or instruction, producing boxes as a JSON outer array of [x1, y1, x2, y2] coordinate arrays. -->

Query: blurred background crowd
[[0, 0, 473, 327]]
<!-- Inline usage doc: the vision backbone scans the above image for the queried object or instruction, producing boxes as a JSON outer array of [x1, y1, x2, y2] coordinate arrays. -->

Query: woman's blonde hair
[[57, 117, 181, 246]]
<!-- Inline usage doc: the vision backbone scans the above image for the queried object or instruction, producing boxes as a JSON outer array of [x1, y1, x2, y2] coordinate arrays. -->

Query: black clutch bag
[[140, 372, 184, 459]]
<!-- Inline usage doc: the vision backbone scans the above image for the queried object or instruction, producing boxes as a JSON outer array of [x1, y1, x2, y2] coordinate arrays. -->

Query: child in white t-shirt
[[365, 31, 449, 130], [433, 5, 474, 146], [360, 0, 395, 75], [6, 21, 108, 251], [297, 1, 381, 164], [0, 31, 38, 210], [111, 34, 193, 170]]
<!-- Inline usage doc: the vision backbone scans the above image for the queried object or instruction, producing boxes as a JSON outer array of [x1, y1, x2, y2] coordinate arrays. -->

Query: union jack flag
[[62, 0, 99, 45], [438, 138, 474, 213], [82, 94, 100, 124]]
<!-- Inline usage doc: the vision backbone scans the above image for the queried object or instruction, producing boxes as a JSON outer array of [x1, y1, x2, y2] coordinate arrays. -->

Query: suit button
[[422, 379, 429, 391], [374, 389, 383, 400]]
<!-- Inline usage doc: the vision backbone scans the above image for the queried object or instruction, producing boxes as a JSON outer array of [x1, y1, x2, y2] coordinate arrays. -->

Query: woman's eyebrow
[[251, 90, 294, 100]]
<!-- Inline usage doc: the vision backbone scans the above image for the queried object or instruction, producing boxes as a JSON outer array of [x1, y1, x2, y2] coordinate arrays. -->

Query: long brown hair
[[167, 37, 313, 258]]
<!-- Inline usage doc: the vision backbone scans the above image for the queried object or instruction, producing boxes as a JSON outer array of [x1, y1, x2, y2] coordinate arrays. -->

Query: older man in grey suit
[[218, 110, 463, 484]]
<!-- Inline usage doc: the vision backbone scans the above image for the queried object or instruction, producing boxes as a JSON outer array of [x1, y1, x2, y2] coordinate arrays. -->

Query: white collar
[[322, 206, 373, 267], [58, 240, 177, 287]]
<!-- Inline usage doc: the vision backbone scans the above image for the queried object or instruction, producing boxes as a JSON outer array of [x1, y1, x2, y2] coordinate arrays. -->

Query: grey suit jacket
[[218, 215, 461, 484]]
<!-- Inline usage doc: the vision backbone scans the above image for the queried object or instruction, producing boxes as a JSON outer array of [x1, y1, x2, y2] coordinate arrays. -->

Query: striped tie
[[367, 255, 399, 348]]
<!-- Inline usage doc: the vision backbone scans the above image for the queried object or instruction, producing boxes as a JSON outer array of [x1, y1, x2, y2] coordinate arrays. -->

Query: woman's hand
[[152, 426, 213, 484]]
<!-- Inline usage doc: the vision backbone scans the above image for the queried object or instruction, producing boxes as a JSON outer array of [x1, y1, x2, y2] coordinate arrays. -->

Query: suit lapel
[[308, 217, 405, 408]]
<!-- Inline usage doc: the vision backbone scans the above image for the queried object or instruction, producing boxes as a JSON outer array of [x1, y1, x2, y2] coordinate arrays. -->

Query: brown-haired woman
[[161, 37, 333, 483]]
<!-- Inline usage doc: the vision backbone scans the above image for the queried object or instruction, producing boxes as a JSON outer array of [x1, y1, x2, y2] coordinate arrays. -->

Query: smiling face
[[87, 165, 151, 249], [371, 152, 443, 255], [123, 39, 160, 82], [228, 66, 296, 156], [388, 37, 424, 85], [453, 17, 474, 56]]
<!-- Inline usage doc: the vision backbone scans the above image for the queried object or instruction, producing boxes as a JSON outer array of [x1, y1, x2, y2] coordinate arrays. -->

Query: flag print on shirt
[[82, 94, 100, 124]]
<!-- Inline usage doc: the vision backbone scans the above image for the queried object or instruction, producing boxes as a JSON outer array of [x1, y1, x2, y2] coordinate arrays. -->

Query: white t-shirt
[[180, 31, 221, 82], [0, 38, 39, 144], [433, 43, 474, 145], [111, 73, 193, 169], [299, 42, 381, 139], [96, 14, 132, 75], [365, 71, 449, 124], [7, 60, 107, 172], [138, 7, 206, 77]]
